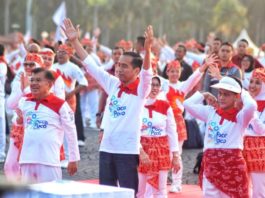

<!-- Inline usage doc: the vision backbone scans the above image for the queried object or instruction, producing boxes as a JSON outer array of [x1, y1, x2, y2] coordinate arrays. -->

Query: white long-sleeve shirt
[[83, 55, 152, 154], [183, 90, 257, 150], [164, 69, 204, 112], [141, 98, 179, 152], [52, 61, 88, 93], [245, 109, 265, 136], [18, 94, 80, 166]]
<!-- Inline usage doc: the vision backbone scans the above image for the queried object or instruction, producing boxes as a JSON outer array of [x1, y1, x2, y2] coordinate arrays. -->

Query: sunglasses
[[23, 63, 36, 68]]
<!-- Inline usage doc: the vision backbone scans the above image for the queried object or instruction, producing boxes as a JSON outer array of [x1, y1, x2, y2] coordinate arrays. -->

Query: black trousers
[[75, 93, 85, 141]]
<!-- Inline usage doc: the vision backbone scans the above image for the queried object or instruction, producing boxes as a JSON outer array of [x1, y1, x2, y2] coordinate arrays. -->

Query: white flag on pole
[[53, 1, 66, 42]]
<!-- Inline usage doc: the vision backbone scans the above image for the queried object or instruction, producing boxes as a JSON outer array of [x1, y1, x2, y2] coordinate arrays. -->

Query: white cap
[[211, 76, 242, 93]]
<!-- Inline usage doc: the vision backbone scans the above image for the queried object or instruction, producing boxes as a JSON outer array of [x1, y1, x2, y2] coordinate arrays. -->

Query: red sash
[[138, 136, 171, 189], [199, 149, 249, 198], [243, 136, 265, 172]]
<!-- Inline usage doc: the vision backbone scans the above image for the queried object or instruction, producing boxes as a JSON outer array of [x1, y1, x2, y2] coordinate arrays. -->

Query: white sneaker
[[78, 140, 85, 147], [60, 160, 68, 169], [169, 185, 182, 193]]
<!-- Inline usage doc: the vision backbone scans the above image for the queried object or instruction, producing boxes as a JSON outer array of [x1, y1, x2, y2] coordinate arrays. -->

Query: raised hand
[[93, 27, 101, 38], [62, 18, 80, 42], [208, 64, 222, 80], [200, 54, 219, 72], [205, 54, 219, 66], [144, 25, 154, 52], [203, 92, 218, 108], [20, 72, 29, 92]]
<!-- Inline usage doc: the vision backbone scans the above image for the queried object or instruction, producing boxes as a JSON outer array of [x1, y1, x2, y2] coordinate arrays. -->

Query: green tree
[[212, 0, 248, 39]]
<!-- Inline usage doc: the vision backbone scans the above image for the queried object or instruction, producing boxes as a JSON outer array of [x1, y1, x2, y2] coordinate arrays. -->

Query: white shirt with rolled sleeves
[[141, 99, 179, 152], [18, 94, 80, 166], [183, 90, 257, 150], [52, 61, 88, 93], [83, 55, 152, 154]]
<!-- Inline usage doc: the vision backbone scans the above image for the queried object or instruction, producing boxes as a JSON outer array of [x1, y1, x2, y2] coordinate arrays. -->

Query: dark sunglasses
[[23, 63, 36, 68]]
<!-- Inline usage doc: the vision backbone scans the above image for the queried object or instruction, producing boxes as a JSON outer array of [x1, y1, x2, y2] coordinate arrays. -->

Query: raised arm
[[138, 26, 153, 98], [62, 19, 88, 61], [180, 54, 218, 96], [63, 18, 118, 94], [6, 73, 29, 110], [143, 25, 153, 70], [236, 90, 257, 129], [183, 91, 213, 122], [249, 113, 265, 135]]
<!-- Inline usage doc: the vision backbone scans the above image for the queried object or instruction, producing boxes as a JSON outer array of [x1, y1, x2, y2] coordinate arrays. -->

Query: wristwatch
[[96, 112, 102, 117]]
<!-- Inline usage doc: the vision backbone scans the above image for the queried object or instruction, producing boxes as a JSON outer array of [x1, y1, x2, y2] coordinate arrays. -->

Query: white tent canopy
[[233, 29, 263, 57]]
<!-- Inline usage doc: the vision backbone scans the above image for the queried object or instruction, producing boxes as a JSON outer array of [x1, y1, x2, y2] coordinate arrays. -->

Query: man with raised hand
[[63, 18, 153, 194], [17, 68, 80, 183]]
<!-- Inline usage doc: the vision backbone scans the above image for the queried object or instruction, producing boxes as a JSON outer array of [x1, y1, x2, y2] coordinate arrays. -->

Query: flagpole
[[26, 0, 33, 39]]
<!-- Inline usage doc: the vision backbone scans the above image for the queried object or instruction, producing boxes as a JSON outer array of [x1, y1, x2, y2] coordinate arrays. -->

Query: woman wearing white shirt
[[137, 76, 180, 198], [243, 68, 265, 198]]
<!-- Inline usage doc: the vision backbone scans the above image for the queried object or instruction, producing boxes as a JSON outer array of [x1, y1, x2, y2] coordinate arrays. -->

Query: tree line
[[1, 0, 265, 47]]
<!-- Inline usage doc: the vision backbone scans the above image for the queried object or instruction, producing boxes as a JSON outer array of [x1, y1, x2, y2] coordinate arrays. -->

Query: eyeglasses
[[56, 51, 67, 55], [23, 63, 36, 68], [151, 83, 161, 87]]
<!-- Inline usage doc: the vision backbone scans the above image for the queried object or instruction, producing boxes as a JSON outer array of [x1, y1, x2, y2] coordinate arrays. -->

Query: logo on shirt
[[207, 121, 227, 144], [109, 95, 126, 118], [26, 111, 48, 129], [141, 118, 162, 136]]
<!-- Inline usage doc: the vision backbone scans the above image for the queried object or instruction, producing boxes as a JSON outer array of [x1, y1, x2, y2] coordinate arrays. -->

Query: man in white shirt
[[52, 44, 88, 153], [63, 18, 153, 194], [17, 68, 80, 183], [52, 44, 88, 112]]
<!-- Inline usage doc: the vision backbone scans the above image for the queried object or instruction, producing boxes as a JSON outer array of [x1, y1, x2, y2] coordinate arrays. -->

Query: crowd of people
[[0, 17, 265, 197]]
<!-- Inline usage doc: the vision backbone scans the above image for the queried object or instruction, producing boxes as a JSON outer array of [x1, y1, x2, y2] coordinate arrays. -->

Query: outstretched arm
[[250, 113, 265, 135], [62, 19, 88, 61], [62, 18, 118, 94], [183, 91, 213, 122], [180, 54, 218, 96], [143, 25, 153, 70], [138, 25, 153, 98], [237, 90, 257, 129]]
